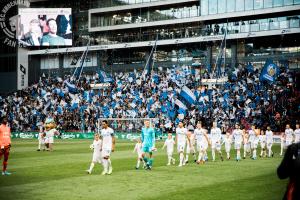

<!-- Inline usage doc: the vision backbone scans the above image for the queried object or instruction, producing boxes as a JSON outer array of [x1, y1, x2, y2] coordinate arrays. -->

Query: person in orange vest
[[0, 117, 12, 176]]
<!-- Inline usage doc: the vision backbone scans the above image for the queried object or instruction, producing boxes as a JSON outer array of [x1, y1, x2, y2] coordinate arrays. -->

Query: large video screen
[[18, 8, 72, 46]]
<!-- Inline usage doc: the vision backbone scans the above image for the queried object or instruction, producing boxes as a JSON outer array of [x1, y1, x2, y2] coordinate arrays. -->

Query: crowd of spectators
[[0, 64, 299, 133]]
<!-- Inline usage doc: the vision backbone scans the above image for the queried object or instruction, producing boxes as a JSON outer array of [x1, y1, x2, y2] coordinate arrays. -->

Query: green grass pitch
[[0, 139, 287, 200]]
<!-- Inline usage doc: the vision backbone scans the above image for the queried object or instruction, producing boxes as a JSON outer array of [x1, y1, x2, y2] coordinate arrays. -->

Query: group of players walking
[[157, 122, 300, 167], [87, 119, 300, 175]]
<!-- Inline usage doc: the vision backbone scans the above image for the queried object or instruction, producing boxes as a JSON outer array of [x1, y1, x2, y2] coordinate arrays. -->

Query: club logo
[[267, 64, 276, 77], [0, 0, 30, 47]]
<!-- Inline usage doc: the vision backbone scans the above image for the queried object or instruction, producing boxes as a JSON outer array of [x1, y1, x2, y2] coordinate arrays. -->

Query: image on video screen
[[18, 8, 72, 47]]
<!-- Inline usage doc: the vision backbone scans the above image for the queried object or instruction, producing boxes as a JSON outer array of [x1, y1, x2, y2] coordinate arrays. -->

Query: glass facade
[[89, 0, 161, 9], [201, 0, 300, 15], [91, 5, 200, 27], [89, 15, 300, 46]]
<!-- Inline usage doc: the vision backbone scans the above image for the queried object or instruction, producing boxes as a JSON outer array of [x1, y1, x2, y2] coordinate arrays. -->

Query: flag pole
[[142, 34, 158, 79], [71, 39, 90, 81]]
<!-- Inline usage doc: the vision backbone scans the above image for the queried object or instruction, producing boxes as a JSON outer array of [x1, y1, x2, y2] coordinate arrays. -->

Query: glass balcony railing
[[87, 15, 300, 46], [90, 0, 300, 28], [89, 0, 162, 9], [90, 6, 200, 28]]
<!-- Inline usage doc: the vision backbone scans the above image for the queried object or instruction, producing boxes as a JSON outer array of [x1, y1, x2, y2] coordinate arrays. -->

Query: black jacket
[[277, 142, 300, 200]]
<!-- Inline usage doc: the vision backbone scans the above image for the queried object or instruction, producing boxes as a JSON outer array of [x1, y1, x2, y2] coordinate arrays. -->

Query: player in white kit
[[265, 126, 274, 158], [176, 122, 190, 167], [100, 120, 115, 175], [185, 125, 196, 164], [284, 124, 294, 148], [223, 132, 232, 160], [86, 133, 102, 174], [232, 124, 244, 161], [37, 123, 45, 151], [259, 130, 266, 157], [210, 122, 224, 162], [162, 133, 176, 165], [133, 137, 144, 169], [243, 129, 250, 159], [248, 125, 259, 160], [294, 124, 300, 143], [194, 122, 210, 164]]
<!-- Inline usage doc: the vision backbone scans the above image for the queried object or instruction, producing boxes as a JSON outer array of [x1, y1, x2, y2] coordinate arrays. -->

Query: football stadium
[[0, 0, 300, 199]]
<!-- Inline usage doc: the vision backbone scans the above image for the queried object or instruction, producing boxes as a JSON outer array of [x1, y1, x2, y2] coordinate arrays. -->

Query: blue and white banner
[[180, 86, 196, 105], [175, 99, 187, 110]]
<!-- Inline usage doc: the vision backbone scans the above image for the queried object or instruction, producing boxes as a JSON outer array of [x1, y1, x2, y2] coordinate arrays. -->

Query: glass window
[[279, 17, 288, 28], [201, 0, 209, 15], [295, 0, 300, 4], [269, 18, 279, 29], [209, 0, 218, 14], [259, 19, 269, 30], [290, 17, 300, 28], [264, 0, 273, 8], [254, 0, 263, 9], [218, 0, 226, 13], [236, 0, 245, 11], [250, 20, 259, 31], [227, 0, 236, 12], [273, 0, 283, 6], [241, 21, 250, 32], [284, 0, 293, 5], [245, 0, 254, 10]]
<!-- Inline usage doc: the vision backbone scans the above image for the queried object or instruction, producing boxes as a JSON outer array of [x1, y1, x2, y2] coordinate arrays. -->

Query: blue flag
[[64, 80, 78, 94], [259, 59, 280, 84], [180, 86, 196, 105], [98, 70, 114, 83], [246, 62, 254, 73]]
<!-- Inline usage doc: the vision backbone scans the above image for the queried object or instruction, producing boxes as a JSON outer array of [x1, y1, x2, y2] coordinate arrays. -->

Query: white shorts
[[212, 141, 221, 151], [177, 143, 186, 153], [266, 142, 273, 149], [48, 137, 54, 144], [250, 141, 258, 149], [92, 152, 102, 163], [295, 136, 300, 143], [39, 139, 45, 145], [197, 142, 208, 152], [260, 142, 266, 149], [285, 140, 292, 148], [244, 143, 250, 151], [167, 150, 174, 156], [234, 142, 242, 150], [102, 149, 112, 157], [137, 152, 143, 159], [186, 144, 195, 154], [225, 144, 231, 153]]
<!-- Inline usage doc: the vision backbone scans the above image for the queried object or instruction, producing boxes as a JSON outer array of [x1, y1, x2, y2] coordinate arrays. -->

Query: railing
[[88, 16, 300, 46]]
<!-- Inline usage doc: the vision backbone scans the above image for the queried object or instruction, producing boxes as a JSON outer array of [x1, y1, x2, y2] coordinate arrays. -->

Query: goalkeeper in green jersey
[[141, 120, 156, 170]]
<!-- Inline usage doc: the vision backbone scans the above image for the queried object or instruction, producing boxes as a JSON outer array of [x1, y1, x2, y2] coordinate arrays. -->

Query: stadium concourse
[[0, 63, 299, 133]]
